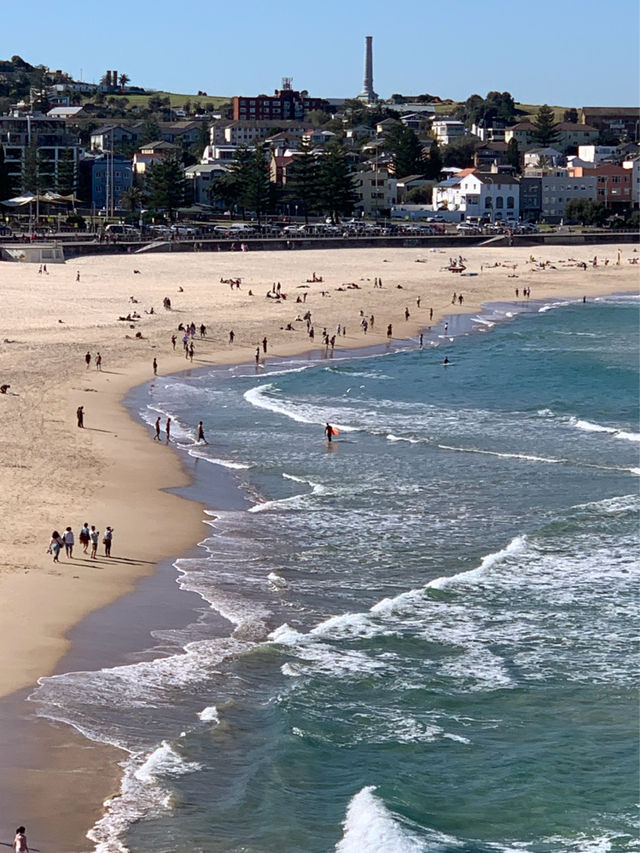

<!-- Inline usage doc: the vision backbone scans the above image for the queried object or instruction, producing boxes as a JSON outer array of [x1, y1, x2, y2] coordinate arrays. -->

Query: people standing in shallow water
[[197, 421, 209, 444], [154, 416, 161, 441], [325, 423, 335, 443]]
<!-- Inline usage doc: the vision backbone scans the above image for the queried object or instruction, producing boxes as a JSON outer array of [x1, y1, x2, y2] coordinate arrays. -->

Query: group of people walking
[[48, 523, 113, 561]]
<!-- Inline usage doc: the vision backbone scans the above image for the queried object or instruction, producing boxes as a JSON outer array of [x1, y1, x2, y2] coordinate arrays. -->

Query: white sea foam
[[198, 705, 219, 723], [187, 448, 251, 469], [249, 474, 326, 513], [335, 785, 459, 852], [570, 417, 640, 442], [428, 536, 527, 590], [267, 571, 288, 589], [437, 443, 563, 465], [135, 740, 201, 783], [243, 383, 358, 431]]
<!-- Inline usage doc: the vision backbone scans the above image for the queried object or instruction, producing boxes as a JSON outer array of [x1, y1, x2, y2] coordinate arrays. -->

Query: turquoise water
[[32, 295, 639, 852]]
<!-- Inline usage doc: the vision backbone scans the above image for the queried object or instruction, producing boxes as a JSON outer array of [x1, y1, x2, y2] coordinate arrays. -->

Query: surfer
[[444, 357, 450, 365], [325, 423, 335, 443]]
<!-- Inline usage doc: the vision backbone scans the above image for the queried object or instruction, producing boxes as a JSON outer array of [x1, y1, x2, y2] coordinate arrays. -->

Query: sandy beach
[[0, 241, 637, 849]]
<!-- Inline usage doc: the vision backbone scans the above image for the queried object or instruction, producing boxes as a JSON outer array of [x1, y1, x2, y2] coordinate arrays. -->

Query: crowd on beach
[[48, 523, 113, 561]]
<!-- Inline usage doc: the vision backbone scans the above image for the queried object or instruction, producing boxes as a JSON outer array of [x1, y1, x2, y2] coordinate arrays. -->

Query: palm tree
[[119, 186, 145, 213], [118, 73, 130, 91]]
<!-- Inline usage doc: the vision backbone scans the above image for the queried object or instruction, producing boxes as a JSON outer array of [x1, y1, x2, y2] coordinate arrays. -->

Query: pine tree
[[231, 147, 272, 222], [56, 148, 76, 195], [425, 139, 442, 180], [532, 104, 560, 147], [507, 138, 521, 173], [316, 144, 357, 223], [285, 138, 319, 223], [146, 156, 186, 220], [385, 124, 426, 178]]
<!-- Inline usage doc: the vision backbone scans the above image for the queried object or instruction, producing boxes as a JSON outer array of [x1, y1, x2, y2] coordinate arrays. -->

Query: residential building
[[622, 156, 640, 208], [210, 120, 305, 147], [506, 121, 598, 153], [157, 121, 204, 147], [504, 121, 536, 149], [133, 141, 179, 176], [201, 144, 239, 164], [46, 105, 85, 120], [0, 109, 82, 191], [474, 142, 509, 170], [538, 169, 597, 221], [568, 163, 632, 210], [395, 175, 435, 203], [580, 107, 640, 141], [81, 154, 133, 210], [519, 176, 542, 221], [184, 163, 229, 205], [431, 119, 467, 145], [302, 129, 337, 147], [90, 124, 143, 152], [232, 81, 327, 121], [577, 145, 619, 164], [353, 168, 397, 216], [432, 170, 520, 222], [523, 147, 563, 168], [269, 151, 299, 186], [470, 122, 506, 142]]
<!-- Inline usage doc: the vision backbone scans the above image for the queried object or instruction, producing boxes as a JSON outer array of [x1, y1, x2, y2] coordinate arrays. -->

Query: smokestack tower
[[358, 36, 378, 104]]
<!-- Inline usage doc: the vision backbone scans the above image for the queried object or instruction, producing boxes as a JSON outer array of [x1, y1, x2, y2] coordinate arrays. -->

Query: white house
[[433, 170, 520, 222], [431, 119, 466, 145], [577, 145, 619, 164]]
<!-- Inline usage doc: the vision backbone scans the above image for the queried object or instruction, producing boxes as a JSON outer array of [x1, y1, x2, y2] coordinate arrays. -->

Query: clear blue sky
[[5, 0, 639, 106]]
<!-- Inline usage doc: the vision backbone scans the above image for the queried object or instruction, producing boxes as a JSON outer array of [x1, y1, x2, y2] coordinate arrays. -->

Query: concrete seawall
[[3, 230, 638, 260]]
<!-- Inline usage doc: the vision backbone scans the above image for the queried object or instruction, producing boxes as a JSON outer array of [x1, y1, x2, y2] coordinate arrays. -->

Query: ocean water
[[31, 294, 639, 853]]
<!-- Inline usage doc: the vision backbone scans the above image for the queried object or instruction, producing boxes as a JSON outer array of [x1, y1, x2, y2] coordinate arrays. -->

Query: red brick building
[[233, 81, 328, 121], [568, 164, 632, 210]]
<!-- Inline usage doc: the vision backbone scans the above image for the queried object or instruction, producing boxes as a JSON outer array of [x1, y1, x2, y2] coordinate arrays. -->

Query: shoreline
[[0, 244, 637, 850]]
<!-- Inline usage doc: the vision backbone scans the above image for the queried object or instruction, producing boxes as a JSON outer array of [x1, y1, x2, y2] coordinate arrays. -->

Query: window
[[485, 197, 492, 208], [507, 196, 514, 209], [495, 196, 504, 208]]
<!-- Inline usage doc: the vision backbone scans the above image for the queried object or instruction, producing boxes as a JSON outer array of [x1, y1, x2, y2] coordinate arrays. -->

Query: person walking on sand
[[77, 405, 84, 428], [49, 530, 63, 562], [103, 526, 113, 557], [80, 522, 90, 553], [153, 357, 157, 376], [76, 270, 80, 282], [166, 417, 171, 443], [171, 334, 177, 350], [197, 421, 209, 444], [255, 347, 260, 365], [85, 351, 91, 369], [63, 526, 74, 558], [154, 416, 161, 441], [90, 525, 99, 559], [325, 423, 335, 443], [229, 329, 235, 344], [14, 826, 29, 853], [262, 336, 268, 354], [96, 352, 102, 371], [189, 342, 194, 362]]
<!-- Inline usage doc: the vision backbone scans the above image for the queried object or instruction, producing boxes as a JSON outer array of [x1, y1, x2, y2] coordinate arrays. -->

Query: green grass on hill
[[81, 91, 230, 110]]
